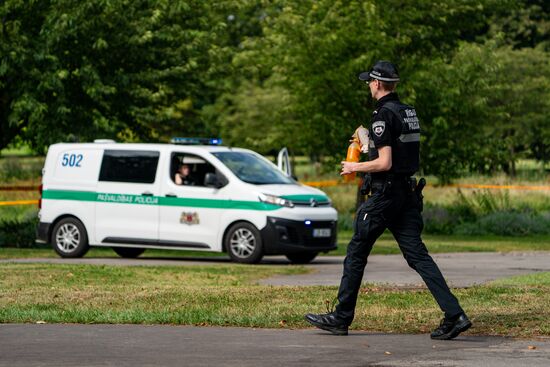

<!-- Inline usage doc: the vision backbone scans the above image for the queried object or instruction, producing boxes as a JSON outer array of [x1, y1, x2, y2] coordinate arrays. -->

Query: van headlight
[[259, 193, 294, 208]]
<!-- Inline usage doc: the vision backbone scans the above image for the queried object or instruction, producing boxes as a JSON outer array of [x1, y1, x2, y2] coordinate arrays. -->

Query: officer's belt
[[371, 175, 416, 193]]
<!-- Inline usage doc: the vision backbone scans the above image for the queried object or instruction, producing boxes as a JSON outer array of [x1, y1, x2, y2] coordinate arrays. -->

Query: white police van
[[37, 138, 338, 263]]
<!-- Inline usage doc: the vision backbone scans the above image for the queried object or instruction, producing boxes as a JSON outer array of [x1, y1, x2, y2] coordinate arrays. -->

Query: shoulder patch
[[372, 120, 386, 137]]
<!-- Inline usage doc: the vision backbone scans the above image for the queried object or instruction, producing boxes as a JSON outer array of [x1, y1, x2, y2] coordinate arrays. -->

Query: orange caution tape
[[444, 183, 550, 191], [302, 179, 343, 188], [303, 179, 550, 191], [0, 200, 39, 206]]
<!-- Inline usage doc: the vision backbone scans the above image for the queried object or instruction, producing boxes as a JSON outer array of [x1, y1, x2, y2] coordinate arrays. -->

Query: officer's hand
[[340, 161, 356, 175]]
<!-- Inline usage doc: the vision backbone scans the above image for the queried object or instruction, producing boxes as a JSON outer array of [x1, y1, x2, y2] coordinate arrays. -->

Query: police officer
[[305, 61, 471, 340]]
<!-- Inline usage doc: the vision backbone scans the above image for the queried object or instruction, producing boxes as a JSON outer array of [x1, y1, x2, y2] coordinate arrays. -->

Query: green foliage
[[0, 0, 236, 150], [486, 47, 550, 169], [422, 205, 457, 235], [208, 80, 300, 154], [0, 211, 39, 248], [218, 0, 499, 156], [455, 210, 550, 236], [409, 42, 507, 182], [487, 0, 550, 50], [422, 189, 550, 236], [0, 156, 43, 181], [0, 0, 548, 183], [214, 0, 548, 182], [455, 189, 513, 215]]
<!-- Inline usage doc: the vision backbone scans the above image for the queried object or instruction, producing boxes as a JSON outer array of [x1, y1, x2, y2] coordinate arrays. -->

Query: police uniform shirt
[[368, 92, 420, 181]]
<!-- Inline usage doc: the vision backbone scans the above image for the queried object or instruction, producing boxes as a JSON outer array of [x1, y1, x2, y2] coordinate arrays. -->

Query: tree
[[0, 0, 50, 151], [487, 0, 550, 50], [410, 42, 505, 181], [487, 47, 550, 171], [214, 0, 509, 181], [0, 0, 228, 152]]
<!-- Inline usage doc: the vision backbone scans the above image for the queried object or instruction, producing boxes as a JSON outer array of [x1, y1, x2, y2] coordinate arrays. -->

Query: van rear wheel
[[112, 247, 146, 258], [225, 222, 263, 264], [285, 252, 318, 264], [51, 217, 89, 258]]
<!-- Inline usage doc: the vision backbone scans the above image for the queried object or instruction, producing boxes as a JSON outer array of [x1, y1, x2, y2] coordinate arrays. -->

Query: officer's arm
[[341, 146, 392, 174]]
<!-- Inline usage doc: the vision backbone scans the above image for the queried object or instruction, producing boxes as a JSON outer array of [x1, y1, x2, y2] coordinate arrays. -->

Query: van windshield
[[212, 152, 295, 185]]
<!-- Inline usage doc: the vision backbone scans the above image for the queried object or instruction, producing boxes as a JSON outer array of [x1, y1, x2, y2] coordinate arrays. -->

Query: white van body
[[37, 142, 338, 263]]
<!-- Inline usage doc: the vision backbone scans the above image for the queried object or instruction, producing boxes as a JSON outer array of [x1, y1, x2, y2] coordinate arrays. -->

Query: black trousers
[[335, 187, 464, 324]]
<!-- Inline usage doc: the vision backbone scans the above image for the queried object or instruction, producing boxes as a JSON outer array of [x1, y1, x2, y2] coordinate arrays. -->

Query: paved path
[[0, 324, 548, 367], [262, 251, 550, 287], [3, 251, 550, 287]]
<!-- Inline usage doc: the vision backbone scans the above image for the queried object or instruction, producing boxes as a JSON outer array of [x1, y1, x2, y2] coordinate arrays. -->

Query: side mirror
[[204, 172, 222, 188]]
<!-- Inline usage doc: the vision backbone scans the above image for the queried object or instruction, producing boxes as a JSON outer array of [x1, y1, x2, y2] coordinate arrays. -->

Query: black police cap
[[358, 61, 400, 82]]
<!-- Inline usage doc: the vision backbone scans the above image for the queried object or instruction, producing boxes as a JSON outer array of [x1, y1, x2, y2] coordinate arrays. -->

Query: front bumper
[[260, 216, 337, 255]]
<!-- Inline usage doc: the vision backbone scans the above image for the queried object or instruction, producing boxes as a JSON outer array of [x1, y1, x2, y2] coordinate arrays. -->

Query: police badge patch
[[373, 121, 385, 137]]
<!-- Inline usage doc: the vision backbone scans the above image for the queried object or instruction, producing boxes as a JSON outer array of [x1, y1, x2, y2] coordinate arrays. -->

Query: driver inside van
[[174, 163, 196, 186]]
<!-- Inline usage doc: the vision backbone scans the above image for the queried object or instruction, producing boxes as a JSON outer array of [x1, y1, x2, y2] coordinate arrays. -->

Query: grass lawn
[[0, 263, 548, 337], [1, 233, 549, 259], [335, 231, 550, 256], [0, 246, 227, 259]]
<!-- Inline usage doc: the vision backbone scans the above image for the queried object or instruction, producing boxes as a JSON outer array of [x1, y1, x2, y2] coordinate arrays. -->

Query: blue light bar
[[171, 137, 223, 146]]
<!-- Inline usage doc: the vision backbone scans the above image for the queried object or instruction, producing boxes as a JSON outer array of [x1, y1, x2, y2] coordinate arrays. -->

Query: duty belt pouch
[[415, 177, 426, 212], [360, 173, 372, 196]]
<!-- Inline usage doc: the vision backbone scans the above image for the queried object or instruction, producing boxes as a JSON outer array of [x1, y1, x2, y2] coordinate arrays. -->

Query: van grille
[[291, 200, 331, 207]]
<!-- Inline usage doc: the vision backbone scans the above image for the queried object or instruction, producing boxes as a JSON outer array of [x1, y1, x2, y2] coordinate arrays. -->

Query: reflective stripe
[[369, 72, 400, 82], [398, 133, 420, 143]]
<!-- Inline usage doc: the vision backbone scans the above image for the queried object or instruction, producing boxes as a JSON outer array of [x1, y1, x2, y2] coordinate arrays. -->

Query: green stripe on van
[[42, 190, 98, 202], [280, 194, 329, 202], [42, 190, 280, 211]]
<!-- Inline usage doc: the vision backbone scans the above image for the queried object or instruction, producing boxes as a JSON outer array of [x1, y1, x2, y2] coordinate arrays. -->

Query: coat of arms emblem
[[180, 212, 200, 225]]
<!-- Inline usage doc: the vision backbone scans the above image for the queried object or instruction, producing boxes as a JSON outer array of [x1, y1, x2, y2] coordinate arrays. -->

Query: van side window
[[99, 150, 159, 184], [171, 153, 220, 187]]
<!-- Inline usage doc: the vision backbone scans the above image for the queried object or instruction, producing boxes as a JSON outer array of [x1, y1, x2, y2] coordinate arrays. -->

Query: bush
[[0, 156, 44, 182], [338, 212, 354, 231], [421, 190, 550, 236], [0, 212, 41, 248], [0, 158, 26, 181], [422, 205, 456, 234], [455, 210, 550, 236]]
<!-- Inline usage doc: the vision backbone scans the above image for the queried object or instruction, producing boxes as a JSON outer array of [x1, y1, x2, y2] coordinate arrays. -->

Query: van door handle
[[165, 193, 177, 198], [142, 192, 154, 196]]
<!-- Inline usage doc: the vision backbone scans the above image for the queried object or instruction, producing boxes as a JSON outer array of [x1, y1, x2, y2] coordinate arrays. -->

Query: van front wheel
[[225, 222, 263, 264], [51, 217, 89, 258]]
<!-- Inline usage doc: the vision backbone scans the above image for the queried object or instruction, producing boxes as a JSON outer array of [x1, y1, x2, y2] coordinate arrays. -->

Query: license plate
[[313, 228, 331, 238]]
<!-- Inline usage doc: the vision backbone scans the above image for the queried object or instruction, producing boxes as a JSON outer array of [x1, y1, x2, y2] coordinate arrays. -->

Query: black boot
[[431, 313, 472, 340], [304, 312, 349, 336]]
